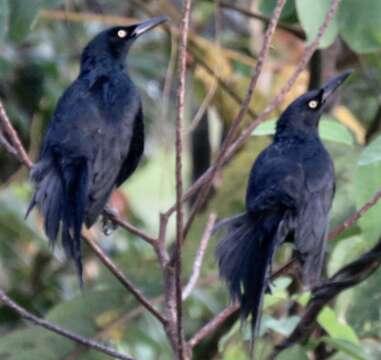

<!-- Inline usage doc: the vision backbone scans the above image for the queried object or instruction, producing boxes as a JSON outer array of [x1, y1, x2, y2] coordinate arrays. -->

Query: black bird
[[216, 70, 352, 341], [26, 17, 167, 283]]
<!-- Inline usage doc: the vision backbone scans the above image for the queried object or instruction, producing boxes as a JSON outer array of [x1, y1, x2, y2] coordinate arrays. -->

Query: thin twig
[[182, 0, 287, 238], [0, 102, 33, 169], [0, 132, 17, 156], [328, 187, 381, 240], [182, 214, 217, 300], [104, 207, 157, 246], [187, 81, 217, 133], [187, 46, 258, 120], [64, 295, 164, 360], [189, 303, 239, 348], [160, 29, 177, 131], [0, 288, 135, 360], [83, 234, 167, 325], [40, 9, 136, 26], [173, 0, 193, 357], [219, 1, 306, 40], [187, 0, 222, 134]]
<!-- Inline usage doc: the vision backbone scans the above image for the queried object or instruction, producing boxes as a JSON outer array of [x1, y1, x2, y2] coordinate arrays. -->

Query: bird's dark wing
[[81, 75, 141, 225], [246, 145, 305, 217], [115, 106, 144, 187], [295, 149, 335, 287]]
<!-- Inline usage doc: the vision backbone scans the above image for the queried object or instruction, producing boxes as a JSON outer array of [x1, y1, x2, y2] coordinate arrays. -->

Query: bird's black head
[[276, 70, 352, 135], [80, 16, 167, 73]]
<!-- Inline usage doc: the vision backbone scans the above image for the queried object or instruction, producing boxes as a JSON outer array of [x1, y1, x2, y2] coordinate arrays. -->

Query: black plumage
[[216, 70, 352, 341], [26, 17, 167, 283]]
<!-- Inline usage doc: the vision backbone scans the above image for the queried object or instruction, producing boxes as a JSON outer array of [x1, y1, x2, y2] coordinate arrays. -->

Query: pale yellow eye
[[117, 29, 127, 38], [308, 100, 319, 109]]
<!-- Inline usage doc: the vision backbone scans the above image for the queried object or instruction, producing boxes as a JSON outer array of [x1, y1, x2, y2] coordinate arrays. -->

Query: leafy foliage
[[1, 0, 381, 359]]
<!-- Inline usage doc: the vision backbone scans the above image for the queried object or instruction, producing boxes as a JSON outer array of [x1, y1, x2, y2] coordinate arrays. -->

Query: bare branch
[[0, 132, 17, 157], [104, 207, 157, 246], [189, 303, 239, 348], [173, 0, 193, 357], [83, 234, 167, 325], [186, 46, 258, 120], [0, 288, 135, 360], [182, 214, 217, 300], [328, 187, 381, 240], [183, 0, 287, 238], [0, 101, 33, 169]]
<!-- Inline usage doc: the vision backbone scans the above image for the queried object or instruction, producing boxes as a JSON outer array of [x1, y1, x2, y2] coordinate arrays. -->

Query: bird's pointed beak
[[132, 16, 168, 38], [321, 69, 353, 103]]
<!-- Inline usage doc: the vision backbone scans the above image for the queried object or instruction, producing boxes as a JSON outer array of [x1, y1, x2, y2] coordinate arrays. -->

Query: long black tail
[[26, 156, 89, 284], [215, 211, 283, 339]]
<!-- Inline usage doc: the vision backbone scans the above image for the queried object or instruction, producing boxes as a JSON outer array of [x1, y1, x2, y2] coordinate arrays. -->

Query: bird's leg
[[102, 207, 119, 236], [264, 265, 275, 294]]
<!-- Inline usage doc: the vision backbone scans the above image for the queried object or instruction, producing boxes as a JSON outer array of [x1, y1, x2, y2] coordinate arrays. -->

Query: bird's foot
[[102, 208, 118, 236]]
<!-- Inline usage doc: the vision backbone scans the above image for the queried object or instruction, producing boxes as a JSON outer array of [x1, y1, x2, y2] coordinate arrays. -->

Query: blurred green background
[[2, 0, 381, 359]]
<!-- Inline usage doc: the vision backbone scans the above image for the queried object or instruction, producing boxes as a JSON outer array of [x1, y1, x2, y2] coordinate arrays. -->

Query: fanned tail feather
[[26, 156, 89, 285], [215, 211, 283, 349]]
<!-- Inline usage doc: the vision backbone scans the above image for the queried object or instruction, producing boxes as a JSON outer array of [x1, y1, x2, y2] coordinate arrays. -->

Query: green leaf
[[346, 267, 381, 337], [358, 135, 381, 166], [275, 345, 309, 360], [321, 337, 368, 360], [328, 236, 368, 276], [318, 306, 359, 344], [295, 0, 339, 48], [355, 156, 381, 245], [252, 116, 354, 145], [338, 0, 381, 53], [262, 315, 300, 336], [259, 0, 297, 22], [319, 118, 355, 146], [8, 0, 62, 42], [0, 0, 9, 45]]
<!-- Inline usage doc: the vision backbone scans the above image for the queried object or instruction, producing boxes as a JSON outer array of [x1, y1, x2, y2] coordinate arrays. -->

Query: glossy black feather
[[216, 71, 351, 347], [26, 20, 167, 283]]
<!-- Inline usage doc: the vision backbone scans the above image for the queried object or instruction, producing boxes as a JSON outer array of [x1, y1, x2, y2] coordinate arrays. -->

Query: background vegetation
[[2, 0, 381, 359]]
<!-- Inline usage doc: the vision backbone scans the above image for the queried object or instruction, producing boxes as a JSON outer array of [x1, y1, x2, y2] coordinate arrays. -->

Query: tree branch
[[173, 0, 193, 357], [328, 187, 381, 240], [0, 288, 135, 360], [0, 102, 33, 169], [103, 207, 157, 246], [182, 213, 217, 300], [272, 235, 381, 357], [83, 234, 167, 325], [189, 303, 239, 348]]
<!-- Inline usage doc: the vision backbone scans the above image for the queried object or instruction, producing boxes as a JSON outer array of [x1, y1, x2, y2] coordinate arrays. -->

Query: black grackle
[[26, 17, 167, 284], [215, 70, 352, 344]]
